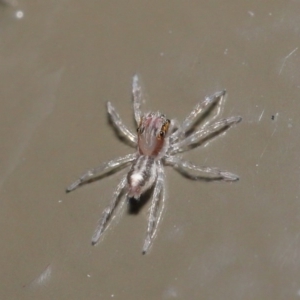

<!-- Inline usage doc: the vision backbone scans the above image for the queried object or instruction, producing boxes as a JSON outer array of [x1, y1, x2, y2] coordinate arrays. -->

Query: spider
[[66, 75, 242, 254]]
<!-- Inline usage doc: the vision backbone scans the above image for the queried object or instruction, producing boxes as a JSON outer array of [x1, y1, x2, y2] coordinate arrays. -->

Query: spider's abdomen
[[127, 156, 157, 199]]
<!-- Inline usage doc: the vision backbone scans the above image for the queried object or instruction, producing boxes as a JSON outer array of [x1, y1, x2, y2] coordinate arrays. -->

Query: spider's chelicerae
[[66, 75, 242, 254]]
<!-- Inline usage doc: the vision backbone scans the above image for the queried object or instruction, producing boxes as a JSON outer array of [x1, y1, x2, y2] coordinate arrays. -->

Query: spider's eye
[[159, 131, 165, 137], [158, 119, 170, 139]]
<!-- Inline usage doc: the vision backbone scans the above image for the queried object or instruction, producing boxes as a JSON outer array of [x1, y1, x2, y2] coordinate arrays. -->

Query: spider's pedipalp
[[91, 175, 128, 245], [66, 153, 137, 192], [107, 101, 137, 146]]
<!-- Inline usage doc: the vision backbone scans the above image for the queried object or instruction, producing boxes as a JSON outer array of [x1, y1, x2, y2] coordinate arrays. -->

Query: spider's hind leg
[[143, 162, 165, 254], [91, 175, 128, 245], [66, 153, 136, 192]]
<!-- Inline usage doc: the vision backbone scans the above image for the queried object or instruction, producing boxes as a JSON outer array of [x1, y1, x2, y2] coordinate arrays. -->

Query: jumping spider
[[66, 75, 242, 254]]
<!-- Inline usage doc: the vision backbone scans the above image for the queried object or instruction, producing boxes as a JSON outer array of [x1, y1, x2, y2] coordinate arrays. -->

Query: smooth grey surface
[[0, 1, 300, 299]]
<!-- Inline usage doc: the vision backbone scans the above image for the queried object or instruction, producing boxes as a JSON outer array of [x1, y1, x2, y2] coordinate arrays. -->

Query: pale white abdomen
[[127, 156, 157, 199]]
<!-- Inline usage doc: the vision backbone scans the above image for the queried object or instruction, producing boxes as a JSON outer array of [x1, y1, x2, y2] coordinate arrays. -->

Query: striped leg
[[91, 175, 128, 245], [66, 153, 137, 192], [143, 161, 165, 254]]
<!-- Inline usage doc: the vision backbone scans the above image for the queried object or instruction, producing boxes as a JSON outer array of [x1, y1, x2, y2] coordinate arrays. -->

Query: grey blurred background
[[0, 1, 300, 299]]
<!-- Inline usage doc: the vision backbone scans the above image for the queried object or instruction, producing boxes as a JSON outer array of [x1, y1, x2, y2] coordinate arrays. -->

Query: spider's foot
[[215, 89, 226, 98], [91, 231, 101, 246], [132, 74, 140, 89], [91, 216, 108, 246], [91, 226, 105, 246], [220, 171, 239, 181], [66, 179, 81, 193], [142, 235, 152, 254], [227, 116, 242, 124]]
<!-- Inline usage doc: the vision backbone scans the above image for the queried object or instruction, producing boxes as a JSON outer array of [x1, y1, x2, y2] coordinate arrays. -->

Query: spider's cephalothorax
[[137, 112, 170, 157], [66, 75, 242, 254]]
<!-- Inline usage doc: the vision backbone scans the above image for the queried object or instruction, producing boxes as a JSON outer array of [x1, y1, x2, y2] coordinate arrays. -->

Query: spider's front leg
[[165, 156, 239, 181], [132, 74, 143, 125], [107, 101, 137, 146], [169, 115, 242, 155], [170, 90, 226, 143], [91, 175, 128, 245], [66, 153, 137, 192], [182, 90, 226, 131], [143, 161, 165, 254]]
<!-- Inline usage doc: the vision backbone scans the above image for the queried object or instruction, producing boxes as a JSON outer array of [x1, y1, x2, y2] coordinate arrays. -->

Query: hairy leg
[[165, 156, 239, 181], [91, 175, 128, 245], [181, 90, 226, 132], [132, 74, 143, 125], [66, 153, 137, 192], [143, 162, 165, 254], [107, 101, 137, 145], [170, 116, 242, 154]]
